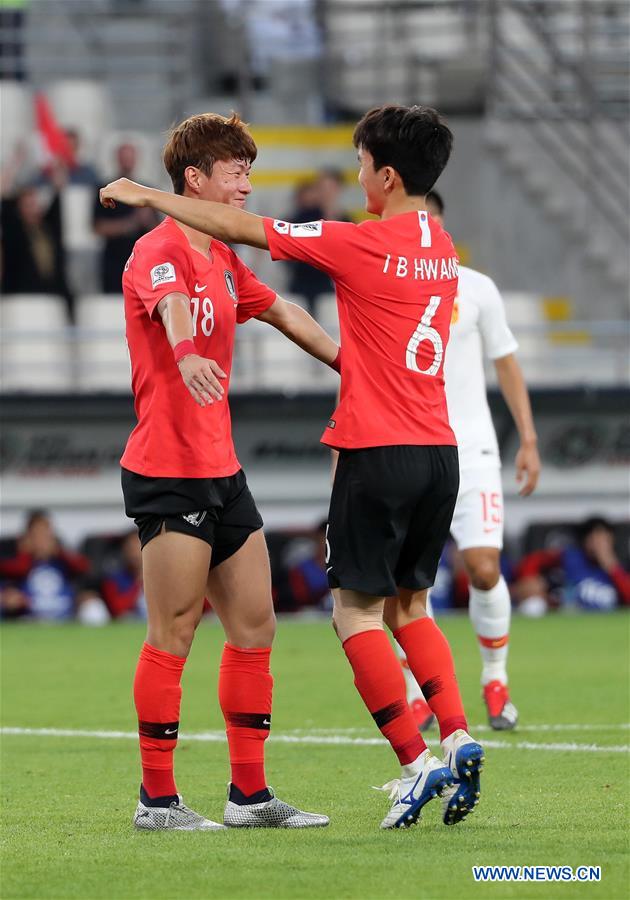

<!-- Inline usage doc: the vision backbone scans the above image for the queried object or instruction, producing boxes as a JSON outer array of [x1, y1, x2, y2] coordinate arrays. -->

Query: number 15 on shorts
[[481, 492, 502, 532]]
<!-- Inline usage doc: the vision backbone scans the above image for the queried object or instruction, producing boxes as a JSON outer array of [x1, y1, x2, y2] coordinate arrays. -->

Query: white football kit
[[444, 266, 518, 550]]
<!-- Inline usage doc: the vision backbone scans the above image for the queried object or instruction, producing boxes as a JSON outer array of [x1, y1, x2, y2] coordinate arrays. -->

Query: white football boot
[[133, 793, 226, 831], [376, 748, 454, 829], [224, 785, 329, 828], [441, 729, 485, 825]]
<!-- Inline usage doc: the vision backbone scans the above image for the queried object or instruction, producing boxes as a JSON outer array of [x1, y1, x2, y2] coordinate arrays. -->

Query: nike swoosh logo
[[326, 566, 333, 573], [262, 719, 271, 726], [195, 283, 207, 293], [164, 728, 178, 735]]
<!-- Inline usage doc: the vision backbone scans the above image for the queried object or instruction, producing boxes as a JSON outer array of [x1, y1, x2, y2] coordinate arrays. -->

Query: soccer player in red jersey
[[101, 105, 485, 830], [103, 113, 333, 830]]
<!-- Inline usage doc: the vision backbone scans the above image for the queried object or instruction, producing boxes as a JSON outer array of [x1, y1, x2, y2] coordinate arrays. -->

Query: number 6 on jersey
[[405, 294, 443, 375]]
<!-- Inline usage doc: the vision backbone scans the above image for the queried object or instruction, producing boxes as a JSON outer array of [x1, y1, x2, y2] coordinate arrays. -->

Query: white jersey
[[444, 266, 518, 472]]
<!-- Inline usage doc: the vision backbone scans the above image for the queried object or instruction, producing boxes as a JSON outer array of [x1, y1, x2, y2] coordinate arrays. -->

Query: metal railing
[[487, 0, 630, 246]]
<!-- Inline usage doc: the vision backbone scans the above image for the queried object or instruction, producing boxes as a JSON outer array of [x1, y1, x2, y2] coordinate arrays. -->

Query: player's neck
[[173, 219, 212, 256], [379, 193, 427, 220]]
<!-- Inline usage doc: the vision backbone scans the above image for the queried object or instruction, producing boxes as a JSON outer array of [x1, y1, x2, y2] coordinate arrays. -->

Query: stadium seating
[[315, 293, 340, 341], [233, 295, 338, 392], [0, 295, 73, 392], [61, 186, 99, 253], [0, 81, 33, 165], [75, 294, 130, 392], [48, 80, 113, 154]]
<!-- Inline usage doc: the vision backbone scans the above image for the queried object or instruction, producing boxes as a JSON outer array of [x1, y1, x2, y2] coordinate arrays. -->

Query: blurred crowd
[[0, 134, 160, 321], [1, 510, 628, 625], [0, 128, 353, 324]]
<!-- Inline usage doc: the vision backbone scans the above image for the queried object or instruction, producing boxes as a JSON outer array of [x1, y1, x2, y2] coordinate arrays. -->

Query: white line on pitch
[[1, 727, 628, 754], [293, 723, 630, 734]]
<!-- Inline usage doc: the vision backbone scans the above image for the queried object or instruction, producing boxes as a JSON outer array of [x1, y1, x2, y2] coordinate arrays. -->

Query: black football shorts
[[326, 445, 459, 596], [121, 467, 263, 568]]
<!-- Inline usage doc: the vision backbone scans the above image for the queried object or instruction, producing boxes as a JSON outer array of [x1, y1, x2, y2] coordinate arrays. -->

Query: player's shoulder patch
[[272, 219, 290, 235], [150, 262, 177, 289], [289, 221, 323, 238]]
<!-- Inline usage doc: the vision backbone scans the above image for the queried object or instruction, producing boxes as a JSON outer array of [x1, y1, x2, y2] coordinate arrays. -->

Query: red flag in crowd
[[34, 92, 76, 169]]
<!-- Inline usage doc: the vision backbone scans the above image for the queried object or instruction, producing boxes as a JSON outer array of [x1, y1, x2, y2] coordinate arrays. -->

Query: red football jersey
[[263, 211, 458, 449], [122, 217, 275, 477]]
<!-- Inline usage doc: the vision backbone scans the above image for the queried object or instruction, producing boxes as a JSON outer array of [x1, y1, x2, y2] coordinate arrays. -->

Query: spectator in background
[[93, 143, 159, 293], [0, 510, 92, 621], [99, 530, 146, 619], [316, 168, 350, 221], [284, 520, 331, 610], [1, 146, 74, 319], [36, 129, 100, 188], [514, 516, 630, 613], [284, 169, 351, 318]]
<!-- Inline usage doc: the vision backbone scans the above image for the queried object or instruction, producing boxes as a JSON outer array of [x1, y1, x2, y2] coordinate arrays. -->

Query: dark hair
[[353, 105, 453, 196], [25, 509, 50, 529], [426, 189, 445, 215], [318, 167, 345, 186], [577, 516, 614, 542], [163, 112, 258, 195]]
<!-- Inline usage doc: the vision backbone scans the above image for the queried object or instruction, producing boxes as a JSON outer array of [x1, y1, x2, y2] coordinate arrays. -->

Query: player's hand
[[99, 178, 150, 209], [177, 354, 226, 407], [515, 441, 541, 496]]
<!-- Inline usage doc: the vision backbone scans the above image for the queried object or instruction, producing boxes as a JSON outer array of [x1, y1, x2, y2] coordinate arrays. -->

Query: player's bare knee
[[161, 609, 198, 655], [230, 609, 276, 649], [468, 555, 500, 591]]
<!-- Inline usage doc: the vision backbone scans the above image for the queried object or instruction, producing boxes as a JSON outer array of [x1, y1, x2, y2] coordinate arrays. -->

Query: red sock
[[394, 618, 468, 741], [218, 643, 272, 796], [133, 642, 185, 799], [343, 630, 426, 765]]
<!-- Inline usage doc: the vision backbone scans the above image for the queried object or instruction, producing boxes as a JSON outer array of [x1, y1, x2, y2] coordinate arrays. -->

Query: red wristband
[[329, 348, 341, 373], [173, 339, 197, 364]]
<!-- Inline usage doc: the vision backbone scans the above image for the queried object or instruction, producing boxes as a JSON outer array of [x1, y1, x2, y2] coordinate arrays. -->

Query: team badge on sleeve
[[273, 220, 290, 234], [289, 221, 323, 238], [150, 262, 177, 289]]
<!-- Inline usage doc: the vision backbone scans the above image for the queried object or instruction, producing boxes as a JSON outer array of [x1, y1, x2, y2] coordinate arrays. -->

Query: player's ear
[[184, 165, 202, 195], [382, 166, 396, 193]]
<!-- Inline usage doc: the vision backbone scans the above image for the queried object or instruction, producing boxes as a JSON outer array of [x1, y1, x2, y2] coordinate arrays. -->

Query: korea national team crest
[[224, 270, 237, 304]]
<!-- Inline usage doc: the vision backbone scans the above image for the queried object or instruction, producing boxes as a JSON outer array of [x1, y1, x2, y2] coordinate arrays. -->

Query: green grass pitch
[[1, 613, 628, 899]]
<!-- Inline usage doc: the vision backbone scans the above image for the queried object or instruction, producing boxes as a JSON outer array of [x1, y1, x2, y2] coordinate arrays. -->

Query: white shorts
[[450, 467, 504, 551]]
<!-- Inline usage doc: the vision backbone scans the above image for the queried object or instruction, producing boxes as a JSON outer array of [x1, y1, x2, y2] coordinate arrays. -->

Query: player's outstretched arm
[[157, 292, 227, 407], [256, 296, 340, 370], [493, 353, 540, 496], [99, 178, 268, 249]]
